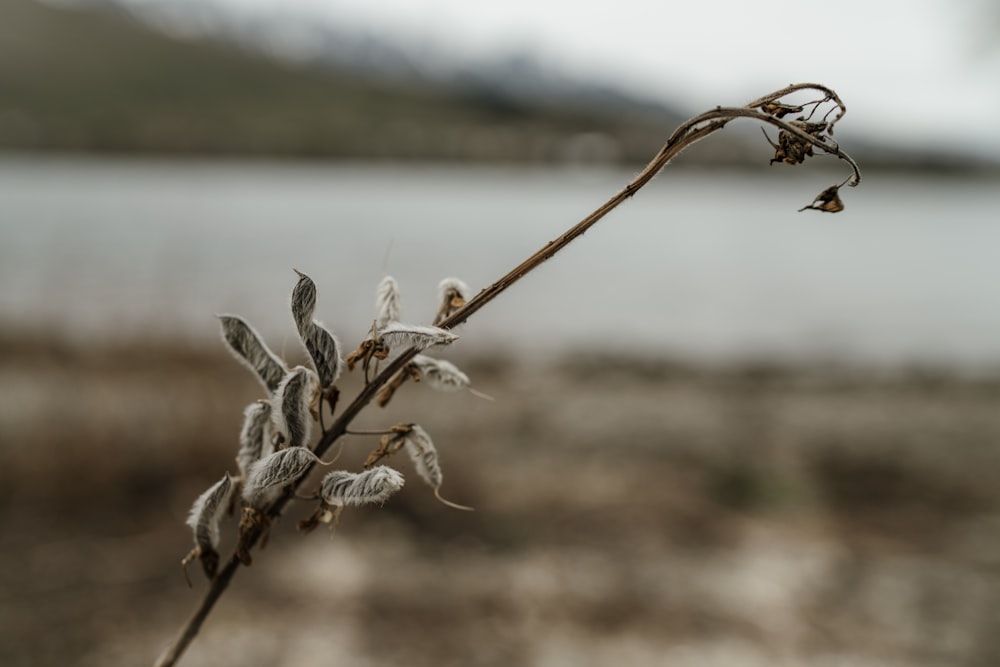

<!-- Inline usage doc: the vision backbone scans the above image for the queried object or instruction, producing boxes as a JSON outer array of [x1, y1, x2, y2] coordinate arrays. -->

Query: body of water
[[1, 155, 998, 370]]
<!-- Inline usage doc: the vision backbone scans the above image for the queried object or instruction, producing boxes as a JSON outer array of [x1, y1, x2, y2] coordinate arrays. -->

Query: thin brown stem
[[153, 555, 241, 667], [154, 83, 859, 667]]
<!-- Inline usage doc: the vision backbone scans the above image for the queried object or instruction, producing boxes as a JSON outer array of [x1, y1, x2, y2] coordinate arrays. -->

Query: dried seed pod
[[183, 474, 234, 582], [378, 322, 458, 352], [242, 447, 319, 508], [319, 466, 405, 507], [411, 354, 470, 392], [219, 315, 287, 393], [291, 269, 317, 335], [270, 366, 319, 449], [236, 400, 273, 480], [434, 277, 469, 324], [376, 275, 402, 328]]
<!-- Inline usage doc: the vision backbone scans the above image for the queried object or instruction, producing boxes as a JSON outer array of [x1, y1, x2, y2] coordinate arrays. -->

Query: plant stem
[[154, 83, 859, 667]]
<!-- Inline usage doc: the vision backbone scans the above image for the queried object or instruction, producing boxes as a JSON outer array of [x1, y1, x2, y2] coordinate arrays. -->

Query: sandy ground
[[2, 334, 1000, 666]]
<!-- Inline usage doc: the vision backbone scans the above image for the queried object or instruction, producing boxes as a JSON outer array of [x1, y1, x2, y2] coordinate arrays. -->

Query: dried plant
[[154, 83, 861, 667]]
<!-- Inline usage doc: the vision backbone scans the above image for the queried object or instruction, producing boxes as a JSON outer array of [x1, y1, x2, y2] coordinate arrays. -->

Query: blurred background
[[2, 0, 1000, 665]]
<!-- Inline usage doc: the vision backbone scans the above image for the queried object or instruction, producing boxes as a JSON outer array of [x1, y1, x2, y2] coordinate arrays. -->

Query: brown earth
[[2, 334, 999, 666]]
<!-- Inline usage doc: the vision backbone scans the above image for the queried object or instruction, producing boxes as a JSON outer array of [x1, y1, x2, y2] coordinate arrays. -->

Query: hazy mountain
[[1, 0, 696, 162], [97, 0, 684, 116], [4, 0, 986, 169]]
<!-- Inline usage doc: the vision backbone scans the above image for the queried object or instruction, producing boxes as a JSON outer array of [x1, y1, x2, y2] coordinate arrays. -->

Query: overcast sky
[[128, 0, 1000, 157]]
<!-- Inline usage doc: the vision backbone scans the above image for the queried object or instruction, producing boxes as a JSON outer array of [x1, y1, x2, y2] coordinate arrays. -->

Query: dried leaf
[[363, 425, 410, 468], [236, 506, 270, 565], [345, 337, 389, 376], [298, 501, 341, 533], [759, 101, 804, 119], [376, 364, 421, 407]]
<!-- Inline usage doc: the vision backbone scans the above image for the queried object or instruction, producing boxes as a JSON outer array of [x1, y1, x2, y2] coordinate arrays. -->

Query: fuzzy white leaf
[[270, 366, 318, 449], [411, 355, 470, 392], [379, 322, 458, 352], [302, 322, 342, 389], [186, 475, 234, 552], [376, 275, 402, 328], [290, 272, 343, 389], [243, 447, 318, 508], [291, 270, 317, 335], [404, 424, 443, 489], [236, 401, 273, 479], [320, 466, 405, 507], [218, 315, 287, 393]]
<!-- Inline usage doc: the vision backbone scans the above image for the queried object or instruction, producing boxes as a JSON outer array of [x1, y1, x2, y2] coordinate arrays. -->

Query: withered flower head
[[799, 185, 845, 213], [765, 120, 830, 166]]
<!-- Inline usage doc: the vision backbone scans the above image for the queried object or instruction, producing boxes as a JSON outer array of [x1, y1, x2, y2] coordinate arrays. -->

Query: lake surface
[[1, 155, 998, 370]]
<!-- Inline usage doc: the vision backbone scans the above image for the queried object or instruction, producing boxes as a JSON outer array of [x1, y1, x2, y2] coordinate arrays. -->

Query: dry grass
[[3, 334, 1000, 666]]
